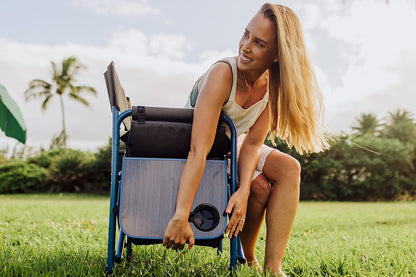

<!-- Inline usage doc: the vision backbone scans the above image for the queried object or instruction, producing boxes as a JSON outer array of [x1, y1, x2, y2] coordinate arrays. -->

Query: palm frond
[[62, 56, 83, 79], [41, 95, 54, 110], [75, 85, 97, 95], [68, 93, 89, 107], [51, 61, 60, 80], [26, 79, 52, 91], [388, 109, 413, 125], [24, 79, 53, 101]]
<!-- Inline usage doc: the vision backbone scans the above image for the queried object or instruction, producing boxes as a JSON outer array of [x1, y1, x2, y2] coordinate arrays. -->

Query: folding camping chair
[[104, 62, 243, 274]]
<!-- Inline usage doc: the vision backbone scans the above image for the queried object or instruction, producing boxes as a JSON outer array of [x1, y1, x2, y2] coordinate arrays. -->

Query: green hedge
[[0, 161, 47, 193], [269, 134, 416, 201], [0, 141, 112, 194], [1, 134, 415, 200]]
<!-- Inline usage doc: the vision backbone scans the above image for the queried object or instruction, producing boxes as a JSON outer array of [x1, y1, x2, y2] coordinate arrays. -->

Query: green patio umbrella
[[0, 84, 27, 144]]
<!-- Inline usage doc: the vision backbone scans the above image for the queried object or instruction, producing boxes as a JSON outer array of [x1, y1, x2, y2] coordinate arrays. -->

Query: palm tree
[[387, 109, 413, 125], [25, 56, 97, 148], [351, 113, 381, 136], [383, 109, 416, 144]]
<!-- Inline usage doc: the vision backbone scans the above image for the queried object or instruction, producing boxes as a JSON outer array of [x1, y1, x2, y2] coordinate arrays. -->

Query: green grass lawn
[[0, 194, 415, 276]]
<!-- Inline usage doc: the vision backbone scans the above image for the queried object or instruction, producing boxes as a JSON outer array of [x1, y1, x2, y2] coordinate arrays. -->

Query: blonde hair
[[261, 3, 329, 154]]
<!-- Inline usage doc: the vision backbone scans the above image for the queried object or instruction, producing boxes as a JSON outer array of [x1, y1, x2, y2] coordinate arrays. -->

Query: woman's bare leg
[[239, 174, 271, 270], [262, 150, 301, 275]]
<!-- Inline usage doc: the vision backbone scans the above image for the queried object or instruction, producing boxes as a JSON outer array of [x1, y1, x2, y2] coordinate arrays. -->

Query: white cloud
[[148, 33, 191, 60], [0, 30, 209, 151], [109, 29, 149, 56], [108, 29, 196, 62], [72, 0, 159, 16], [316, 0, 416, 133]]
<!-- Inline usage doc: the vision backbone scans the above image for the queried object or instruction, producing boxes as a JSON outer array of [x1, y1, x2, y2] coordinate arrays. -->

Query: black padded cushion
[[122, 106, 230, 159]]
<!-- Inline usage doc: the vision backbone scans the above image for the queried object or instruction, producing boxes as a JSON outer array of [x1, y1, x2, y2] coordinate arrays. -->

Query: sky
[[1, 0, 416, 152]]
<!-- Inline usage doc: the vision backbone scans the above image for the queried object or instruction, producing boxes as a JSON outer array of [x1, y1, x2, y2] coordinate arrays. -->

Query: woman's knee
[[264, 151, 301, 185], [250, 174, 271, 205], [284, 155, 301, 177]]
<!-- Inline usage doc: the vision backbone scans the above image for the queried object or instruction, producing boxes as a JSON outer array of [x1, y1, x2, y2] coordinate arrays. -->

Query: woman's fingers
[[164, 237, 186, 250], [225, 192, 248, 238], [236, 218, 245, 236], [163, 217, 195, 251], [226, 212, 246, 238], [231, 217, 246, 238], [225, 195, 236, 216], [188, 236, 195, 250], [163, 237, 174, 249]]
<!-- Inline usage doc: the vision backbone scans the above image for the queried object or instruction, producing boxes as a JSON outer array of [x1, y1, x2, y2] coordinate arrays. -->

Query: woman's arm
[[225, 104, 270, 238], [163, 62, 232, 250]]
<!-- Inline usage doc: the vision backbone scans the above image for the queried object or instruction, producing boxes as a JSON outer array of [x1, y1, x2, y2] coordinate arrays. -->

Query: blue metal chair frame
[[106, 105, 241, 274]]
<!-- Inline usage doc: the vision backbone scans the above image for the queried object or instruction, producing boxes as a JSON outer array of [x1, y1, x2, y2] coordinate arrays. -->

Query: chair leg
[[217, 239, 223, 255], [229, 236, 238, 271], [106, 206, 117, 274], [115, 231, 126, 263], [126, 237, 133, 261], [237, 236, 246, 264], [107, 112, 121, 274]]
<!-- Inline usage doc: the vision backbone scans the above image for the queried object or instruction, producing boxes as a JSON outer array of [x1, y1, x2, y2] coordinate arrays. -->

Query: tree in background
[[1, 109, 414, 198], [266, 107, 416, 201], [351, 112, 381, 136], [382, 109, 416, 145], [24, 56, 97, 148]]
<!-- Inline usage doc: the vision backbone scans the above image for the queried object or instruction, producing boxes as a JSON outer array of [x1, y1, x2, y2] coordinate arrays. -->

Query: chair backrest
[[104, 61, 132, 130], [104, 62, 230, 160], [124, 106, 230, 159]]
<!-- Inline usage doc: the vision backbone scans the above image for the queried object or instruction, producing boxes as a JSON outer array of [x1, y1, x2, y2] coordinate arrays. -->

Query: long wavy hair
[[261, 3, 329, 154]]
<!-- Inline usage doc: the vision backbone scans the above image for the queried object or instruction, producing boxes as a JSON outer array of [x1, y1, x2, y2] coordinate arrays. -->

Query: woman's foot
[[264, 267, 287, 277], [279, 270, 287, 277], [247, 258, 263, 273]]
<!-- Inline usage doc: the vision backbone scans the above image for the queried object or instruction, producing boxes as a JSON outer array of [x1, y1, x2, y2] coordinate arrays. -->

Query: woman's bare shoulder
[[206, 59, 233, 81], [199, 59, 234, 100]]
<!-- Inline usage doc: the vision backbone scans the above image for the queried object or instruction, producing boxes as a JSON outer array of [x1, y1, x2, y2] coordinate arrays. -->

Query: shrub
[[24, 142, 113, 194], [88, 139, 112, 193], [267, 134, 416, 201], [46, 149, 95, 192], [0, 160, 47, 193], [28, 148, 67, 168]]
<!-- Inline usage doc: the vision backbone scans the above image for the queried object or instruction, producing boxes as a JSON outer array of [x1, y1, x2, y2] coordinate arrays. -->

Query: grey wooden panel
[[120, 158, 227, 239]]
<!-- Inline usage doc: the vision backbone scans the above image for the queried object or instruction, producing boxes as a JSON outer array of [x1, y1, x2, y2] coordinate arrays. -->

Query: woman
[[163, 3, 328, 276]]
